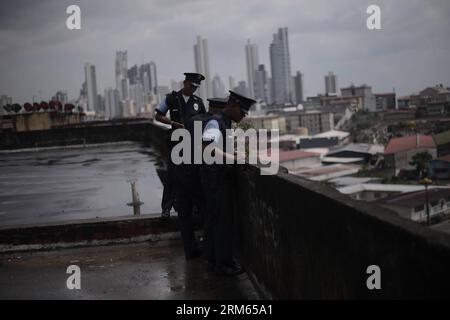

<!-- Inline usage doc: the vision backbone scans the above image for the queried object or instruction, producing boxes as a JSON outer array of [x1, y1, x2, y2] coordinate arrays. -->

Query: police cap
[[184, 73, 205, 87], [228, 90, 256, 114], [207, 97, 228, 109]]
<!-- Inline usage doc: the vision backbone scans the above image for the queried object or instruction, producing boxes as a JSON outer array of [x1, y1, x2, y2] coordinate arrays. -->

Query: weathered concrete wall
[[0, 215, 180, 253], [12, 112, 83, 132], [235, 164, 450, 299], [0, 119, 164, 150]]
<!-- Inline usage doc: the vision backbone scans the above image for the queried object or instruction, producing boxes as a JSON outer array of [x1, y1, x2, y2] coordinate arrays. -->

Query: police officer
[[172, 97, 227, 259], [155, 73, 206, 219], [198, 91, 256, 276], [154, 73, 207, 260], [183, 97, 228, 242]]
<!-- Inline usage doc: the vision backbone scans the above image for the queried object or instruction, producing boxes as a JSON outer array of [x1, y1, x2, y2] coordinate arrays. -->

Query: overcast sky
[[1, 0, 450, 104]]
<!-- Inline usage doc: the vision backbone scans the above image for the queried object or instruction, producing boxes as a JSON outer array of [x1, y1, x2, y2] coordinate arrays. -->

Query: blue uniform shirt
[[155, 97, 169, 115]]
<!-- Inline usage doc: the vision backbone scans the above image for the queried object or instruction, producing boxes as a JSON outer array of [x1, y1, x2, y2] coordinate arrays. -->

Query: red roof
[[279, 150, 320, 162], [385, 135, 436, 155]]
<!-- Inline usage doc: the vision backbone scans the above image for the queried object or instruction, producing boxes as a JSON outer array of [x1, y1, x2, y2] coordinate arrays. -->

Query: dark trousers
[[200, 165, 235, 267], [161, 156, 175, 212], [174, 164, 205, 257]]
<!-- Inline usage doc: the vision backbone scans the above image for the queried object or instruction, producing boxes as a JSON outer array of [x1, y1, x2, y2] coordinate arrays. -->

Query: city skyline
[[1, 0, 450, 104]]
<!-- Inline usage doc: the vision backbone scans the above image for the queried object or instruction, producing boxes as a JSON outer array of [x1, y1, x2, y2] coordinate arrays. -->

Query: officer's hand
[[171, 121, 184, 129]]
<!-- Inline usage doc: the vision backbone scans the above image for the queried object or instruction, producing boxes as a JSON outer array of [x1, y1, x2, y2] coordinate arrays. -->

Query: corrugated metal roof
[[385, 135, 436, 155]]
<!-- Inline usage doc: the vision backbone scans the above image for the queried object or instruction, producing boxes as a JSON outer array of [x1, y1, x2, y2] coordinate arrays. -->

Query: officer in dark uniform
[[155, 72, 206, 218], [183, 97, 228, 244], [154, 73, 207, 259], [198, 91, 256, 276]]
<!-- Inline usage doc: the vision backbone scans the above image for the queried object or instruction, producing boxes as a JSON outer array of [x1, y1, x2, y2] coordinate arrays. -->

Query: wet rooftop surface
[[0, 142, 164, 227], [0, 239, 259, 300]]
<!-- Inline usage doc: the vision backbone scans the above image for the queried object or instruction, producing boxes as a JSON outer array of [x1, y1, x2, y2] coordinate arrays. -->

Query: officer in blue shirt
[[198, 91, 256, 276], [154, 73, 206, 260]]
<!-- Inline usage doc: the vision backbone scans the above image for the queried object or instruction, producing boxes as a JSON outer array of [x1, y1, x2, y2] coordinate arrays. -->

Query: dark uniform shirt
[[155, 90, 206, 127]]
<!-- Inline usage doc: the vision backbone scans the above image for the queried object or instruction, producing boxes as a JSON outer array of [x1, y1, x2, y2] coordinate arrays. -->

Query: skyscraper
[[130, 83, 144, 114], [270, 27, 292, 105], [194, 35, 211, 101], [121, 78, 130, 100], [255, 64, 269, 103], [52, 90, 68, 104], [104, 88, 120, 119], [325, 71, 337, 95], [139, 62, 158, 95], [229, 76, 235, 92], [234, 81, 248, 97], [84, 63, 99, 112], [245, 39, 259, 98], [115, 51, 128, 100], [128, 65, 140, 86], [212, 74, 226, 98], [293, 71, 304, 104]]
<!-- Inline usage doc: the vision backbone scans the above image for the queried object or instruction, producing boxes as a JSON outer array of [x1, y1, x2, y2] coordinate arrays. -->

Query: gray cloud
[[1, 0, 449, 103]]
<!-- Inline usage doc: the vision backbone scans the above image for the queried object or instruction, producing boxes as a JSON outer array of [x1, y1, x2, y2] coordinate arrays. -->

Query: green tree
[[409, 151, 433, 178]]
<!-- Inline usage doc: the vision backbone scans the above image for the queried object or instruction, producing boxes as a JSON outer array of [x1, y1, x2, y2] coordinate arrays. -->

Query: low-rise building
[[375, 93, 396, 111], [326, 143, 385, 164], [298, 111, 334, 135], [293, 164, 361, 181], [338, 183, 448, 202], [278, 150, 322, 171], [376, 188, 450, 223], [410, 84, 450, 117], [397, 96, 411, 109], [384, 134, 437, 172], [341, 84, 376, 112], [433, 130, 450, 157], [429, 156, 450, 180], [243, 114, 287, 134]]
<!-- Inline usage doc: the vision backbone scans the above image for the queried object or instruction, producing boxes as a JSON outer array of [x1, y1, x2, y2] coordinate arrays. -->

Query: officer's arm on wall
[[202, 120, 237, 163], [154, 97, 172, 125]]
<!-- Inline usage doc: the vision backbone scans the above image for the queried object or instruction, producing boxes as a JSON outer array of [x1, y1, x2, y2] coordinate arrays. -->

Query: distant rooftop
[[328, 176, 382, 187], [294, 164, 360, 181], [433, 130, 450, 146], [376, 188, 450, 208], [313, 130, 350, 139], [279, 150, 320, 162], [322, 157, 365, 164], [328, 143, 385, 156], [337, 184, 449, 195], [385, 135, 436, 155]]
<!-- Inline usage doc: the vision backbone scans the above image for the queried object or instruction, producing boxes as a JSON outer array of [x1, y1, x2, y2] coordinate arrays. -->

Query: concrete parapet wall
[[235, 164, 450, 299], [0, 215, 180, 253]]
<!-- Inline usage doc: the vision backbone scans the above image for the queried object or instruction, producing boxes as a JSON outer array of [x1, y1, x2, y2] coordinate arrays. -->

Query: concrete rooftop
[[0, 240, 259, 300]]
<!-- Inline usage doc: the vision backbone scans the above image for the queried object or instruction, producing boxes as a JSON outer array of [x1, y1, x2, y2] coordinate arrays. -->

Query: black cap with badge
[[207, 97, 228, 109], [184, 73, 205, 87], [228, 90, 256, 115]]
